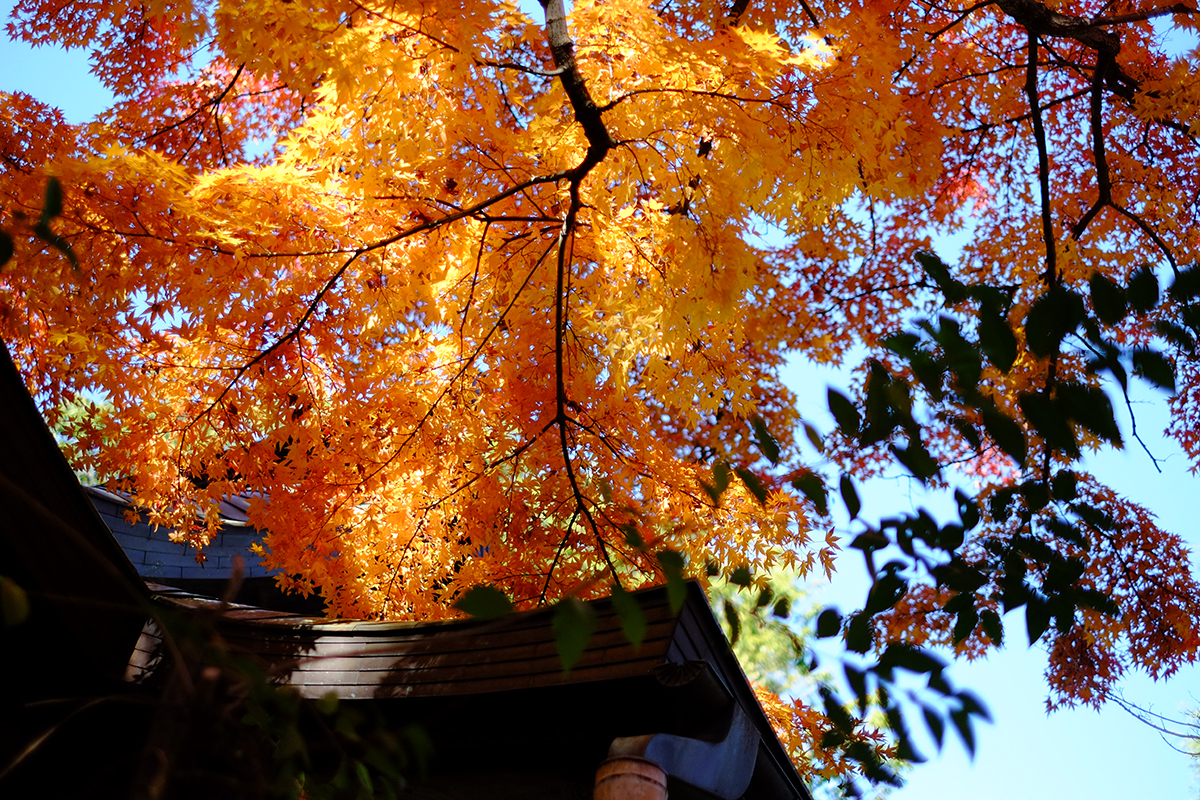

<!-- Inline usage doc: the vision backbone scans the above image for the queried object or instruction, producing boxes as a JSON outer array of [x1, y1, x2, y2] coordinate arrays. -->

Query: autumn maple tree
[[4, 0, 1200, 788]]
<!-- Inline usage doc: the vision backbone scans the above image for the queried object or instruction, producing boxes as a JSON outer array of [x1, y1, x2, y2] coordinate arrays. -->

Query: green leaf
[[0, 231, 13, 268], [791, 471, 829, 516], [552, 595, 598, 673], [815, 607, 842, 638], [452, 584, 513, 620], [840, 474, 861, 520], [1127, 264, 1159, 313], [658, 549, 687, 612], [751, 415, 781, 465], [33, 221, 79, 270], [735, 466, 769, 506], [0, 575, 30, 627], [828, 388, 861, 439], [723, 598, 741, 645], [316, 690, 340, 716], [355, 761, 374, 795], [701, 460, 732, 505], [610, 584, 647, 651], [1132, 348, 1176, 393], [1089, 272, 1128, 326]]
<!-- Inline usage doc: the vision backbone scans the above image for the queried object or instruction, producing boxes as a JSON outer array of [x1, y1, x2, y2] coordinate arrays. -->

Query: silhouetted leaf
[[1155, 320, 1195, 352], [1025, 595, 1051, 644], [723, 598, 741, 645], [658, 550, 687, 612], [846, 612, 873, 653], [1056, 381, 1123, 446], [791, 471, 829, 516], [953, 604, 978, 644], [845, 664, 868, 714], [865, 574, 907, 615], [1127, 264, 1159, 313], [610, 584, 647, 651], [751, 415, 781, 465], [40, 176, 64, 222], [1051, 470, 1078, 501], [729, 564, 752, 588], [979, 406, 1026, 466], [828, 388, 861, 439], [977, 305, 1017, 372], [1132, 347, 1175, 393], [890, 441, 940, 482], [701, 460, 732, 505], [1019, 391, 1078, 457], [0, 231, 12, 268], [772, 596, 792, 618], [1024, 285, 1085, 358], [803, 422, 824, 452], [0, 575, 30, 627], [816, 608, 842, 638], [923, 706, 945, 750], [453, 584, 513, 620], [979, 608, 1003, 645], [552, 596, 597, 673], [735, 466, 769, 506], [917, 251, 967, 302], [955, 488, 980, 530], [840, 474, 861, 520], [1169, 264, 1200, 301], [950, 708, 977, 757], [1089, 272, 1128, 325]]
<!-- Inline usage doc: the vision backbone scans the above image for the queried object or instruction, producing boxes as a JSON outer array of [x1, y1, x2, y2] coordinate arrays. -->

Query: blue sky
[[3, 5, 1198, 798]]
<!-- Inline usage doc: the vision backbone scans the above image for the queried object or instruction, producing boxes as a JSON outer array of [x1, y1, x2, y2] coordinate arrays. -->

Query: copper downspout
[[594, 756, 668, 800]]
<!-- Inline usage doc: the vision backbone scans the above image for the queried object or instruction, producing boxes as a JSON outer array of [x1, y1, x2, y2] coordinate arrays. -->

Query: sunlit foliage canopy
[[4, 0, 1200, 788]]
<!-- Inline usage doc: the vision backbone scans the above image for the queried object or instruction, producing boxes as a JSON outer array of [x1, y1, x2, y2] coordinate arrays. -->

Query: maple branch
[[1071, 49, 1114, 239], [540, 508, 580, 606], [539, 0, 613, 169], [927, 0, 997, 41], [1113, 202, 1179, 273], [480, 59, 567, 78], [139, 63, 246, 159], [1024, 32, 1057, 281]]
